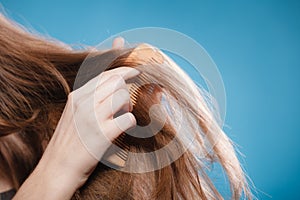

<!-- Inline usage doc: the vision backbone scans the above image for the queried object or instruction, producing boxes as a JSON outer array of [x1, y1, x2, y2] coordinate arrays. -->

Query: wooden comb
[[101, 44, 165, 168]]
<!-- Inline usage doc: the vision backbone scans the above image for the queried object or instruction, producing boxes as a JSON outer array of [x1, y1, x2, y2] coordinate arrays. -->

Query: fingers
[[75, 66, 138, 124], [94, 75, 127, 104], [84, 67, 140, 94], [105, 112, 136, 140], [99, 67, 140, 84], [112, 37, 125, 49], [96, 88, 132, 120]]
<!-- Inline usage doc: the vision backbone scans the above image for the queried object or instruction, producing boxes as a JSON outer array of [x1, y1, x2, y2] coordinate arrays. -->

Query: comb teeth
[[102, 73, 155, 168], [129, 73, 152, 106], [102, 133, 130, 168], [129, 82, 140, 106], [113, 133, 129, 160]]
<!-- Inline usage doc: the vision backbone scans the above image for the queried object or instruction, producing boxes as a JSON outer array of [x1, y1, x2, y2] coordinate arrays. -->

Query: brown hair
[[0, 14, 252, 199]]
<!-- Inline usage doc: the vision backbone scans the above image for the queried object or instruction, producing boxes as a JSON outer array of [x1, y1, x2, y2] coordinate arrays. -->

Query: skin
[[0, 38, 138, 199]]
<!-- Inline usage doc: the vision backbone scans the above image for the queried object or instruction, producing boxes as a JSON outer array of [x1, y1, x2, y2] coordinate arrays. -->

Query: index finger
[[83, 67, 140, 94], [99, 67, 140, 84]]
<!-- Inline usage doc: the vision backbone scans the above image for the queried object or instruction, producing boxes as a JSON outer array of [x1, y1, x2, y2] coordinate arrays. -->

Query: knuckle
[[113, 75, 126, 85], [104, 74, 126, 89], [68, 90, 86, 110], [116, 89, 130, 102], [100, 70, 109, 77]]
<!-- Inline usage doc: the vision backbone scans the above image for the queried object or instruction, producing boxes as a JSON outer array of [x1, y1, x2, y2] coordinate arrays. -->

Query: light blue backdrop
[[1, 1, 299, 199]]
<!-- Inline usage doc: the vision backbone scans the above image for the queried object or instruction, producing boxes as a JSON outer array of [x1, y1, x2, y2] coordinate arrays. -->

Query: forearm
[[13, 156, 81, 200], [12, 126, 95, 200]]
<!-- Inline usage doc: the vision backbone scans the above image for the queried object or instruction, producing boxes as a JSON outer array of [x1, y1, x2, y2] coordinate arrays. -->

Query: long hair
[[0, 14, 251, 199]]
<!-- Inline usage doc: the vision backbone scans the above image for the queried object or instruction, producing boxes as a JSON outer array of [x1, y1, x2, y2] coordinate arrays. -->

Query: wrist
[[13, 159, 79, 200], [37, 131, 98, 193], [38, 145, 89, 188], [27, 156, 82, 200]]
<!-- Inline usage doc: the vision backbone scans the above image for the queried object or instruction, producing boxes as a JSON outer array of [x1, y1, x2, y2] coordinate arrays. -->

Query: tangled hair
[[0, 14, 252, 199]]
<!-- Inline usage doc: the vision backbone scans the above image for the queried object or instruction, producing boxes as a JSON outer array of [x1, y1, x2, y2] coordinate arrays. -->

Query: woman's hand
[[14, 65, 139, 199]]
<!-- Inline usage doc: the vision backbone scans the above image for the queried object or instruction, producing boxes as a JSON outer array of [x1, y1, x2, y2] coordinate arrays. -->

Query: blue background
[[1, 1, 299, 199]]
